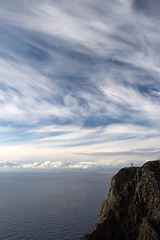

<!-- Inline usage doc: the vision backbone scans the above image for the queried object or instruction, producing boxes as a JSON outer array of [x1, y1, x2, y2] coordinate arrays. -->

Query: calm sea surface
[[0, 171, 113, 240]]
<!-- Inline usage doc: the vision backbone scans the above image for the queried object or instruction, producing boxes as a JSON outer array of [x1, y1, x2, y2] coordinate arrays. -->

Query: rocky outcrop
[[81, 160, 160, 240]]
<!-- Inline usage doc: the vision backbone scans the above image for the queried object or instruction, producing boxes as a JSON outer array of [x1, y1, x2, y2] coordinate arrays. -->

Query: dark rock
[[81, 160, 160, 240]]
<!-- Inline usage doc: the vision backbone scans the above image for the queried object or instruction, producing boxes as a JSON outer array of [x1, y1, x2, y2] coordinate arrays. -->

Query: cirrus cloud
[[0, 0, 160, 168]]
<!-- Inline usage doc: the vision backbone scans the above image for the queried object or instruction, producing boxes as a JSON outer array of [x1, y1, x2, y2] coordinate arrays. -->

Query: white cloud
[[101, 82, 160, 123], [0, 58, 73, 123], [21, 160, 62, 169], [28, 123, 159, 149], [0, 122, 160, 169], [0, 0, 160, 125], [0, 0, 160, 168]]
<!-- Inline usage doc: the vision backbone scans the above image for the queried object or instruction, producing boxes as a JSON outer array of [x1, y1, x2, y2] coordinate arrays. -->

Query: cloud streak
[[0, 0, 160, 167]]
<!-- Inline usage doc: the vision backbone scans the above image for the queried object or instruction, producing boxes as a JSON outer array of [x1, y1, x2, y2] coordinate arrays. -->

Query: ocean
[[0, 171, 113, 240]]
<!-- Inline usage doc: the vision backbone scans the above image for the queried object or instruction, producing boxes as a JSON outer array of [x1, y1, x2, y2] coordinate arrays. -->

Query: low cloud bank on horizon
[[0, 0, 160, 169]]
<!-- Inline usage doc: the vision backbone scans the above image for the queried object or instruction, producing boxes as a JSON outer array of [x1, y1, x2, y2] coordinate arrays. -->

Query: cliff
[[81, 160, 160, 240]]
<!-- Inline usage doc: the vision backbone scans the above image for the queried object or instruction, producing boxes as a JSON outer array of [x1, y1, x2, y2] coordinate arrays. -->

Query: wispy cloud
[[28, 123, 159, 148], [0, 0, 160, 168]]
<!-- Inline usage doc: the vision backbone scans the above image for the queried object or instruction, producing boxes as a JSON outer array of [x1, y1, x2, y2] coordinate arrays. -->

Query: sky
[[0, 0, 160, 170]]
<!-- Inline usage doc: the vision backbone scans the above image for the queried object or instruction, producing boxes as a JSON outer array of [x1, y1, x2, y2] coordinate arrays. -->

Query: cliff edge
[[81, 160, 160, 240]]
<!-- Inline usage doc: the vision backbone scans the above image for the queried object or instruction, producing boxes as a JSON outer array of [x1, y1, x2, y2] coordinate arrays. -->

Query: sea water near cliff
[[0, 171, 113, 240]]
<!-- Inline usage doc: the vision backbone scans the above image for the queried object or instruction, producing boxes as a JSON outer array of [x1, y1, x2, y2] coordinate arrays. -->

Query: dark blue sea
[[0, 171, 113, 240]]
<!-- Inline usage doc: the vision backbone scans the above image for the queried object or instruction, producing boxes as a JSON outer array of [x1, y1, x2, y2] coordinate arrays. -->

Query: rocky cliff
[[81, 160, 160, 240]]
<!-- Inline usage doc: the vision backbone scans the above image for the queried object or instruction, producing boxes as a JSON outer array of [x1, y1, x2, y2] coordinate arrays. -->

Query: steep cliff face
[[81, 160, 160, 240]]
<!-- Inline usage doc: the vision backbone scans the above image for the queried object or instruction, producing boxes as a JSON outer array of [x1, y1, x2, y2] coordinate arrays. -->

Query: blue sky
[[0, 0, 160, 169]]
